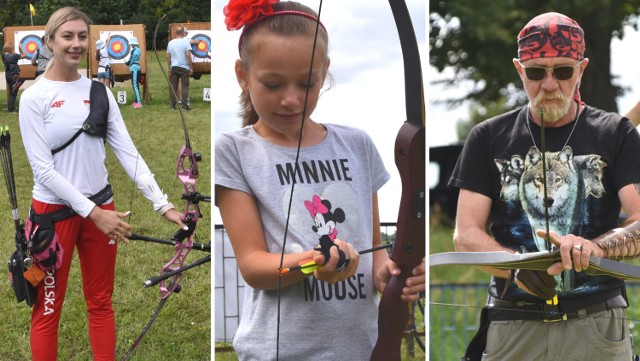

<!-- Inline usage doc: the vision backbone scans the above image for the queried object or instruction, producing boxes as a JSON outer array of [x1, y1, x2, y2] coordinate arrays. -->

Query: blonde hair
[[237, 1, 330, 126], [43, 7, 91, 74], [3, 42, 13, 53]]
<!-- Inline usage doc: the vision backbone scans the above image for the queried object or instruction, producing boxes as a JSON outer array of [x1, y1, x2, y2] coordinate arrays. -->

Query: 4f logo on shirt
[[51, 100, 65, 108], [83, 99, 90, 110]]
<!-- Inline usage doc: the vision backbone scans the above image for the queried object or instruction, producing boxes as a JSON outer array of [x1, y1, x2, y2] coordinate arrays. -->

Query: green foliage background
[[0, 0, 210, 49], [430, 0, 640, 141]]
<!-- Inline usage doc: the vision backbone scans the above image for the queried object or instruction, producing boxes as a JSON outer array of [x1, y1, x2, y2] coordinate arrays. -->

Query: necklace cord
[[526, 101, 581, 251], [526, 100, 581, 151]]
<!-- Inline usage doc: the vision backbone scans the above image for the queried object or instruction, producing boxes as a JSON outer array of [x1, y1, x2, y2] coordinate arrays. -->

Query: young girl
[[215, 1, 425, 359], [125, 37, 143, 108], [19, 7, 185, 360]]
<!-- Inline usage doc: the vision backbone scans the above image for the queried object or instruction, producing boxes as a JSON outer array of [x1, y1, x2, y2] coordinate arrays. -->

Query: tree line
[[1, 0, 211, 49], [430, 0, 640, 140]]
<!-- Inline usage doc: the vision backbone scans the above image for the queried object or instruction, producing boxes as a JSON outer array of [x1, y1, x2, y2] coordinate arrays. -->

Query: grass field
[[0, 58, 211, 360]]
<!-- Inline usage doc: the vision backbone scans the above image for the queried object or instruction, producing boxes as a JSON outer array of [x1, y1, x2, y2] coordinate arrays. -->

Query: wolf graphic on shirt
[[574, 154, 607, 198], [519, 146, 584, 252], [495, 146, 607, 253], [495, 154, 524, 202]]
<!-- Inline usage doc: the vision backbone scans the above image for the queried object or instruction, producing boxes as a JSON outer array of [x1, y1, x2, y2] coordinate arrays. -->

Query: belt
[[487, 289, 627, 322], [30, 184, 114, 224]]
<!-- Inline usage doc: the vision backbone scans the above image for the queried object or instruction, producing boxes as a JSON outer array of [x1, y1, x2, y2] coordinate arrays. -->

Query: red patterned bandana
[[517, 12, 585, 61]]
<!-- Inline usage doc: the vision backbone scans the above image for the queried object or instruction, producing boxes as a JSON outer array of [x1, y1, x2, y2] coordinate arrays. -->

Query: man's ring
[[574, 244, 583, 252]]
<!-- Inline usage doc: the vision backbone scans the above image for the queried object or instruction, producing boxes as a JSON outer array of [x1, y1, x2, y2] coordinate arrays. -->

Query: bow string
[[275, 1, 325, 359]]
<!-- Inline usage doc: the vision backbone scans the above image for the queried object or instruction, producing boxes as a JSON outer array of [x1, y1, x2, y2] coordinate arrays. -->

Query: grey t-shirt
[[35, 46, 52, 73], [215, 123, 390, 360]]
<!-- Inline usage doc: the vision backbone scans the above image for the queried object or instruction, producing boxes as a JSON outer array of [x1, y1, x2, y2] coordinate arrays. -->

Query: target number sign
[[117, 91, 127, 104]]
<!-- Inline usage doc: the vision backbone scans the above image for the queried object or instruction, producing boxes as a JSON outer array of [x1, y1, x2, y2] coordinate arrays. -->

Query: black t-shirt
[[449, 105, 640, 302]]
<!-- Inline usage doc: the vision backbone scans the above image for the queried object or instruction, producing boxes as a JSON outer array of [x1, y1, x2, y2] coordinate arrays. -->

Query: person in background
[[167, 26, 193, 110], [177, 27, 201, 108], [95, 33, 112, 87], [125, 36, 143, 108], [3, 42, 27, 112], [31, 36, 53, 78]]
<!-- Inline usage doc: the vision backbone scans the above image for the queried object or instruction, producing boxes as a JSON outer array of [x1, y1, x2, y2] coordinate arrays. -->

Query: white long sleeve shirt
[[19, 76, 169, 217]]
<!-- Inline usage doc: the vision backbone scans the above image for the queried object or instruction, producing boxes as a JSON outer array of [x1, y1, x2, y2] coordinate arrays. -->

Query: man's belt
[[487, 288, 626, 322]]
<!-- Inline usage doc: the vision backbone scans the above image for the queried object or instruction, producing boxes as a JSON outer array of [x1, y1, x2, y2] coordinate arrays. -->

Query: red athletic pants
[[29, 199, 118, 361]]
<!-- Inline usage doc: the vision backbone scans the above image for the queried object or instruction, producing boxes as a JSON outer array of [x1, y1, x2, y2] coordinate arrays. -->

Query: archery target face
[[191, 34, 211, 59], [15, 30, 45, 65], [187, 30, 211, 63], [100, 31, 134, 64], [21, 35, 42, 59], [108, 35, 131, 60]]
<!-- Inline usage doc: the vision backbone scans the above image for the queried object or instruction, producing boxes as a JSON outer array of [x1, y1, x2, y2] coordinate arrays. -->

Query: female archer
[[18, 7, 185, 360]]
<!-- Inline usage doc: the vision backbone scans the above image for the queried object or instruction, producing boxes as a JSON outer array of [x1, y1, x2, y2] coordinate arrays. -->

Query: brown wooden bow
[[370, 1, 425, 360]]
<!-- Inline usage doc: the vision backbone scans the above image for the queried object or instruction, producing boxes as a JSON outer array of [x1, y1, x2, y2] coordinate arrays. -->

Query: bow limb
[[429, 250, 640, 280], [370, 1, 425, 360]]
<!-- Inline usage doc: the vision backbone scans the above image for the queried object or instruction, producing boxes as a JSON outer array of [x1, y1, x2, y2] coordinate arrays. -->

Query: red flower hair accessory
[[224, 0, 279, 31]]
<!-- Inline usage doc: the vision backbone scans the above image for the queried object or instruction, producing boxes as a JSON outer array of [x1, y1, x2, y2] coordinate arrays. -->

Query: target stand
[[89, 24, 149, 102], [2, 26, 47, 80], [167, 23, 211, 101], [2, 26, 47, 108]]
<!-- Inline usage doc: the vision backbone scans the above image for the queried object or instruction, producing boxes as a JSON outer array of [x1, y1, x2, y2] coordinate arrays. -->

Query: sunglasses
[[516, 59, 584, 81]]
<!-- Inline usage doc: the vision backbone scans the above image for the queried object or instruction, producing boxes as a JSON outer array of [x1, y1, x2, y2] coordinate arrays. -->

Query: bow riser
[[177, 145, 201, 222], [393, 122, 426, 266], [371, 1, 425, 359], [371, 109, 425, 361]]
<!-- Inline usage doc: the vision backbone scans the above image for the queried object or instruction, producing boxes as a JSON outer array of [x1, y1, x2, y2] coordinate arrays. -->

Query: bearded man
[[449, 12, 640, 360]]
